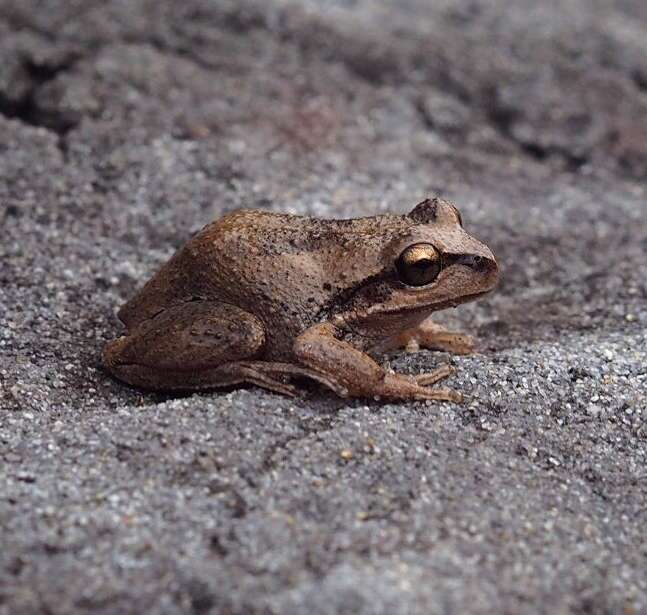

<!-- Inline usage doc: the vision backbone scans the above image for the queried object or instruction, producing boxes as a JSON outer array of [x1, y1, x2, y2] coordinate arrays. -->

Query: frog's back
[[116, 210, 315, 328], [116, 208, 406, 330]]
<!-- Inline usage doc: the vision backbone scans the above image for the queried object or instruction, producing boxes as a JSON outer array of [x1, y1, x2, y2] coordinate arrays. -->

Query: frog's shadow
[[98, 361, 358, 412], [99, 360, 417, 414]]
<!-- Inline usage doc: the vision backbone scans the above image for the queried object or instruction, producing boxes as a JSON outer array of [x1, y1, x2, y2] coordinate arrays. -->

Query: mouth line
[[339, 287, 496, 341], [377, 287, 495, 317]]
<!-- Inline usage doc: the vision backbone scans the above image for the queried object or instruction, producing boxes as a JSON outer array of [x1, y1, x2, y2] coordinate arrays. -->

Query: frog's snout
[[448, 241, 499, 288], [476, 249, 499, 290]]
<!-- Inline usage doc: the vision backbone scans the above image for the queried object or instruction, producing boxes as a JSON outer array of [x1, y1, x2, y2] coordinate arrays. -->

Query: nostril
[[455, 254, 490, 271], [472, 256, 488, 272]]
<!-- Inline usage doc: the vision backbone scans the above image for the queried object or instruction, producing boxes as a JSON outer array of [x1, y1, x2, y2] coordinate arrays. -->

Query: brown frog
[[103, 198, 498, 401]]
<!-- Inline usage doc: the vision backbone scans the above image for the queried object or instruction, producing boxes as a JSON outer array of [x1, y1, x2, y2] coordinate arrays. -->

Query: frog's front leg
[[294, 323, 461, 402], [380, 317, 476, 355]]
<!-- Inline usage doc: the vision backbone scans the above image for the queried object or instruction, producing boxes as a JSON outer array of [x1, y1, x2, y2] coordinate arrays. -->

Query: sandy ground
[[1, 1, 646, 613]]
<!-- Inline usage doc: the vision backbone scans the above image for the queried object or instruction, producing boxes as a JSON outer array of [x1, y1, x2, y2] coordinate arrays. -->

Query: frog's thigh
[[103, 301, 268, 390], [384, 317, 475, 355]]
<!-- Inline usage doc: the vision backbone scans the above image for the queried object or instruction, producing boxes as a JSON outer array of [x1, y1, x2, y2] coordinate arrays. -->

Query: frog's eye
[[396, 243, 442, 287]]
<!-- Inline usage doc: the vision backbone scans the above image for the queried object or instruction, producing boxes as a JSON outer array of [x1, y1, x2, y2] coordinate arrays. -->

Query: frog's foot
[[233, 361, 349, 398], [382, 318, 475, 355], [414, 364, 455, 386], [205, 362, 301, 397], [376, 371, 462, 402]]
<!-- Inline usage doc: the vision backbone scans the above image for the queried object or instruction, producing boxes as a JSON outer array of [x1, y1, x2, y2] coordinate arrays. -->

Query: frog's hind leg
[[103, 301, 345, 396], [380, 317, 475, 355], [104, 300, 277, 393]]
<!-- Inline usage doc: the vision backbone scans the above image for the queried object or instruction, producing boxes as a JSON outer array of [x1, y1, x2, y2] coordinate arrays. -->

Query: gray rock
[[1, 1, 646, 614]]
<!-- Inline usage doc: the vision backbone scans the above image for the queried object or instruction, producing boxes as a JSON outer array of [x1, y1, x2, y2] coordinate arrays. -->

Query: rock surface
[[1, 1, 646, 613]]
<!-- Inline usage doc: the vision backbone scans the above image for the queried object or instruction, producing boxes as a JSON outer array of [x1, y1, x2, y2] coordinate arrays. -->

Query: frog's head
[[335, 198, 499, 336]]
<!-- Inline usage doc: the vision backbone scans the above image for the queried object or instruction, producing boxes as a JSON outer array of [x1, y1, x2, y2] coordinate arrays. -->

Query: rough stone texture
[[1, 1, 646, 614]]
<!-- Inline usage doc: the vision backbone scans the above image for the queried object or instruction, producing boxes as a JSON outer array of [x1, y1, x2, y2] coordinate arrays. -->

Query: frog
[[103, 198, 498, 401]]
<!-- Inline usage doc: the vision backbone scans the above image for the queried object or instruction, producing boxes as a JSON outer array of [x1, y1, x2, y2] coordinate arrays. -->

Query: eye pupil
[[396, 244, 442, 286]]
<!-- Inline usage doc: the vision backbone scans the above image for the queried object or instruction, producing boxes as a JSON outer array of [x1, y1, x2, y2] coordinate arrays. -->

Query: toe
[[415, 364, 455, 386]]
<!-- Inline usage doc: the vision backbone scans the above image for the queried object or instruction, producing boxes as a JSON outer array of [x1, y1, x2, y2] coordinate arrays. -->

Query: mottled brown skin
[[103, 198, 499, 401]]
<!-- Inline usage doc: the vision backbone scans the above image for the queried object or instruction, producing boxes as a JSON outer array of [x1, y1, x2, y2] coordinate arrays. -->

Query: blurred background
[[1, 1, 646, 614]]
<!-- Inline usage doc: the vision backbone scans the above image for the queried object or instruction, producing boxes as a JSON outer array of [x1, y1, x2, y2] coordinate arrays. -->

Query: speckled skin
[[103, 198, 498, 400]]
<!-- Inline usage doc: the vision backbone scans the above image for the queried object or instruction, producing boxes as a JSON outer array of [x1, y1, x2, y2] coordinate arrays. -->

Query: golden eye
[[396, 243, 442, 287]]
